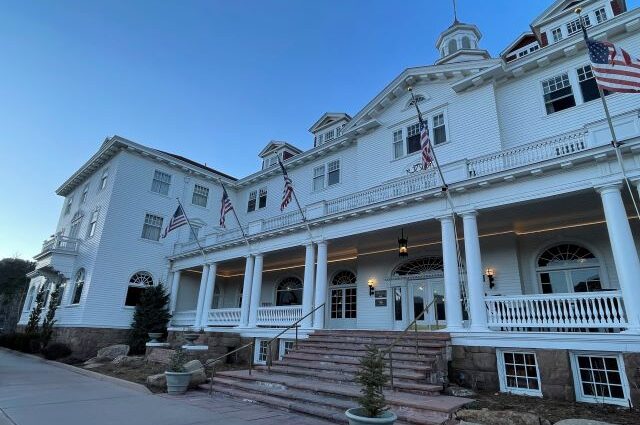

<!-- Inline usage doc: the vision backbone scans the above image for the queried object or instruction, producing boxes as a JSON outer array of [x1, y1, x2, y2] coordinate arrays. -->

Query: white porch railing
[[206, 308, 241, 326], [40, 235, 80, 255], [256, 305, 303, 327], [485, 291, 627, 331], [467, 130, 587, 178], [262, 210, 304, 232], [171, 310, 197, 327]]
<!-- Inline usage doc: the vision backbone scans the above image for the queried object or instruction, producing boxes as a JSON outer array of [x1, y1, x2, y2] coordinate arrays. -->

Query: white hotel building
[[20, 0, 640, 407]]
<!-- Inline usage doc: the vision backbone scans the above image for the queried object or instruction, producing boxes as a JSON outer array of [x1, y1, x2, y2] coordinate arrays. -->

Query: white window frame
[[87, 209, 99, 238], [392, 129, 404, 159], [69, 216, 83, 239], [258, 187, 267, 209], [254, 339, 270, 365], [312, 160, 340, 192], [327, 159, 340, 187], [70, 268, 85, 305], [551, 27, 563, 43], [432, 112, 447, 145], [99, 168, 109, 191], [541, 72, 576, 115], [80, 184, 89, 204], [313, 165, 325, 191], [595, 7, 608, 24], [187, 225, 201, 242], [278, 339, 295, 360], [192, 184, 209, 208], [151, 170, 172, 196], [141, 213, 163, 241], [569, 352, 631, 406], [497, 349, 542, 397], [64, 197, 73, 216]]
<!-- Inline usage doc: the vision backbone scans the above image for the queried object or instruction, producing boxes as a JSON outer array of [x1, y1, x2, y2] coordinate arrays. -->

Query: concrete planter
[[345, 408, 397, 425], [165, 371, 191, 395]]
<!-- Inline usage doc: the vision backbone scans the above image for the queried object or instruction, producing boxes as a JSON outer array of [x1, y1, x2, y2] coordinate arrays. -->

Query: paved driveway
[[0, 350, 328, 425]]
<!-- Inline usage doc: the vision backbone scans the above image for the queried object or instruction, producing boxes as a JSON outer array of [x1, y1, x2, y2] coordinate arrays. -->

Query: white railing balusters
[[256, 305, 303, 326], [171, 310, 197, 327], [206, 308, 241, 326]]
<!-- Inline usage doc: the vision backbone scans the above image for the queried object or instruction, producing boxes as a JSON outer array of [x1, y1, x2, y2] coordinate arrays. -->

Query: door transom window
[[536, 244, 601, 293]]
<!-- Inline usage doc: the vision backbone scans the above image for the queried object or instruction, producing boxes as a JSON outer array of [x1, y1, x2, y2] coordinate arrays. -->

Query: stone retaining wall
[[49, 327, 131, 360], [166, 331, 254, 365]]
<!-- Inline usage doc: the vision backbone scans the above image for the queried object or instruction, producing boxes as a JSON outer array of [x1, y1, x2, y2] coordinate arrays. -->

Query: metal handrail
[[265, 303, 326, 372], [382, 298, 437, 390], [205, 339, 256, 395]]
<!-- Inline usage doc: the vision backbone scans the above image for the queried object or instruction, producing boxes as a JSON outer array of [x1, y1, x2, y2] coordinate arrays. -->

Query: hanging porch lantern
[[398, 228, 408, 258]]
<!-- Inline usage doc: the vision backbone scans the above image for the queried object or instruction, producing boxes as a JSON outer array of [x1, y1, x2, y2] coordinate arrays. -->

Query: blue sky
[[1, 0, 637, 259]]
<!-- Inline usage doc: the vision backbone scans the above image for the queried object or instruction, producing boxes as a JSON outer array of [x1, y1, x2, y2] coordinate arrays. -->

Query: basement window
[[279, 339, 295, 360], [497, 350, 542, 397], [255, 339, 270, 364], [570, 353, 630, 406]]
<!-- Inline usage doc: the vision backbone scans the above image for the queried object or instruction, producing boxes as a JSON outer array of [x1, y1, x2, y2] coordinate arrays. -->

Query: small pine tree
[[356, 346, 389, 418], [25, 285, 46, 335], [168, 347, 187, 372], [40, 284, 62, 347], [129, 284, 171, 354]]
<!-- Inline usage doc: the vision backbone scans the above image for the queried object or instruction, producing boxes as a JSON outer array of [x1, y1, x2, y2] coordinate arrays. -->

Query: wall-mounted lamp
[[483, 268, 495, 289], [398, 228, 408, 258], [368, 278, 376, 296]]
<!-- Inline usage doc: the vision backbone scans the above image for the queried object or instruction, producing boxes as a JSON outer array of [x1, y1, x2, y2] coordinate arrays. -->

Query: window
[[566, 18, 588, 36], [276, 277, 303, 306], [255, 339, 269, 364], [551, 27, 563, 43], [498, 350, 542, 396], [406, 123, 421, 154], [392, 256, 444, 276], [247, 188, 266, 212], [191, 184, 209, 207], [247, 191, 257, 212], [258, 188, 267, 209], [87, 210, 99, 238], [330, 271, 357, 319], [71, 268, 85, 304], [141, 213, 163, 241], [327, 160, 340, 186], [151, 170, 171, 195], [80, 184, 89, 204], [212, 286, 222, 309], [99, 169, 109, 190], [263, 156, 278, 169], [537, 244, 601, 293], [542, 73, 576, 114], [570, 353, 629, 406], [25, 286, 35, 311], [447, 38, 457, 54], [323, 129, 335, 143], [432, 113, 447, 145], [393, 130, 404, 159], [188, 225, 201, 241], [64, 197, 73, 215], [461, 36, 471, 49], [279, 339, 295, 360], [595, 7, 608, 24], [336, 126, 343, 137], [577, 65, 610, 103], [69, 216, 82, 239], [313, 166, 325, 191], [125, 271, 154, 306]]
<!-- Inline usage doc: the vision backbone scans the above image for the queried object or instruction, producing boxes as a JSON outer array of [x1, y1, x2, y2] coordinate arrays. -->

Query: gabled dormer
[[258, 141, 303, 170], [501, 32, 541, 63], [435, 20, 491, 65], [309, 113, 351, 147], [531, 0, 626, 47]]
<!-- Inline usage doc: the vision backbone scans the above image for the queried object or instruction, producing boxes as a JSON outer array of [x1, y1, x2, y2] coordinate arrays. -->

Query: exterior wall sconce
[[368, 279, 375, 296], [484, 268, 495, 288], [398, 228, 408, 258]]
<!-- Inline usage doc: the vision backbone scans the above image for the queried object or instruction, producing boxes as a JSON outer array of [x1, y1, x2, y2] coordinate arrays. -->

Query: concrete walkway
[[0, 350, 329, 425]]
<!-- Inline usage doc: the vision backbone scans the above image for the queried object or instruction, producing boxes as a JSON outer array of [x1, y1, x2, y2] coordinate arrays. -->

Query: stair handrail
[[382, 298, 437, 390], [204, 339, 256, 395], [265, 303, 326, 372]]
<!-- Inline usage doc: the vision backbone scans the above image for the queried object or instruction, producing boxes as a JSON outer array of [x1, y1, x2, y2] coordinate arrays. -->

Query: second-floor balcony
[[34, 235, 80, 260]]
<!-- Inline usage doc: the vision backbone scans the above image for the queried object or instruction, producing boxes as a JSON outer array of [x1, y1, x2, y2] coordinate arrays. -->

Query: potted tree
[[165, 348, 191, 395], [345, 346, 397, 425]]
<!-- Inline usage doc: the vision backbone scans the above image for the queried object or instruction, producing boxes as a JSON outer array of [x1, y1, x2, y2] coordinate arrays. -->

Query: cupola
[[434, 19, 491, 65]]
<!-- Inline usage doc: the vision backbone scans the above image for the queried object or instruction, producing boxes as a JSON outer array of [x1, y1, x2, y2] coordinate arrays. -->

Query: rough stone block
[[96, 344, 130, 360], [146, 348, 175, 365]]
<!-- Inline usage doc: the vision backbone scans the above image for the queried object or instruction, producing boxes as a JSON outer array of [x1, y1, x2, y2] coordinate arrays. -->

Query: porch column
[[461, 211, 489, 331], [238, 255, 255, 327], [193, 264, 210, 328], [597, 184, 640, 332], [313, 241, 328, 329], [247, 253, 264, 328], [439, 215, 464, 331], [169, 270, 182, 313], [301, 242, 316, 328], [199, 263, 217, 328]]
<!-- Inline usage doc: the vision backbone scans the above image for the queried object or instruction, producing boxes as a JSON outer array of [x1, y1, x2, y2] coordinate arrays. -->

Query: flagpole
[[218, 180, 252, 250], [175, 197, 208, 264], [279, 155, 314, 240], [576, 7, 640, 220]]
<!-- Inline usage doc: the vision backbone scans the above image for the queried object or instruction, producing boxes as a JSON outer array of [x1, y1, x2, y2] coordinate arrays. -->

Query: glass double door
[[393, 280, 445, 329]]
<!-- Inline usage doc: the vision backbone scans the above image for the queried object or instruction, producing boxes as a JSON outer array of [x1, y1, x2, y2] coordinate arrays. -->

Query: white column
[[193, 264, 210, 328], [199, 263, 217, 328], [238, 255, 255, 327], [247, 254, 264, 328], [313, 241, 328, 329], [462, 211, 489, 331], [439, 215, 464, 331], [598, 184, 640, 332], [169, 270, 182, 313], [301, 243, 316, 328]]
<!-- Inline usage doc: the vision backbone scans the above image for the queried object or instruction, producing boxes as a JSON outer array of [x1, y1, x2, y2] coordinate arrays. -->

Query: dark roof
[[157, 150, 237, 181]]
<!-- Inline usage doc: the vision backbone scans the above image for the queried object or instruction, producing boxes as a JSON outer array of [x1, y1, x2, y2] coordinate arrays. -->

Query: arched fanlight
[[398, 228, 408, 258]]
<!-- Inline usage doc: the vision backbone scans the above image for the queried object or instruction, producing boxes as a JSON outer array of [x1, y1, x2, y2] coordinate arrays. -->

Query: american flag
[[219, 186, 234, 228], [278, 157, 294, 211], [420, 122, 433, 169], [162, 205, 188, 238], [587, 39, 640, 93]]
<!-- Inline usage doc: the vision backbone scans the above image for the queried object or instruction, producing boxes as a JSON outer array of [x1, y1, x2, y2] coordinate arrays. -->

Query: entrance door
[[408, 279, 446, 328], [328, 270, 357, 329]]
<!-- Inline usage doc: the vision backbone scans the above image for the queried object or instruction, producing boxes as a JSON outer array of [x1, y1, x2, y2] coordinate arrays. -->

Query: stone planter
[[148, 332, 163, 343], [345, 408, 397, 425], [165, 371, 192, 395]]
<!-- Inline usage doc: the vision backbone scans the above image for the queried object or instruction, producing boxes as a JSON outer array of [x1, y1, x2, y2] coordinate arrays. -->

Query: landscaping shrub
[[41, 342, 72, 360], [0, 332, 42, 353], [129, 284, 171, 354]]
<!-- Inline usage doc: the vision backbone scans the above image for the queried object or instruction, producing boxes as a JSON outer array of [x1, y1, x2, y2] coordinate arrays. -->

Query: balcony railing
[[171, 310, 197, 327], [262, 210, 304, 232], [206, 308, 241, 326], [39, 235, 80, 255], [256, 305, 303, 327], [485, 291, 627, 332]]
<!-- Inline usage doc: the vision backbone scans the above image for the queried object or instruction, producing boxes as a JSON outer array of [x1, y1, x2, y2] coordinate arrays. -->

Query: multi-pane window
[[188, 226, 201, 241], [327, 160, 340, 186], [498, 351, 542, 396], [279, 340, 295, 360], [323, 129, 335, 143], [247, 191, 257, 212], [571, 354, 628, 405], [566, 18, 589, 36], [336, 126, 343, 137], [577, 65, 611, 102], [69, 216, 82, 239], [64, 197, 73, 215], [537, 244, 601, 293], [432, 113, 446, 145], [99, 169, 109, 190], [141, 213, 163, 241], [80, 184, 89, 204], [256, 340, 269, 364], [313, 166, 325, 191], [151, 170, 171, 195], [542, 73, 576, 114], [247, 188, 266, 212], [313, 161, 340, 190], [258, 188, 267, 209], [125, 271, 154, 306], [406, 123, 421, 154], [551, 27, 563, 43], [71, 268, 85, 305], [87, 210, 99, 238], [393, 130, 404, 159], [192, 184, 209, 207], [330, 271, 357, 319], [595, 7, 608, 24]]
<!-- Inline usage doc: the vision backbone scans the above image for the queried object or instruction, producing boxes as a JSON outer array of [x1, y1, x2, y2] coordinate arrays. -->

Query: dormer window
[[566, 17, 590, 36], [263, 155, 278, 169], [595, 7, 608, 24], [551, 27, 563, 43]]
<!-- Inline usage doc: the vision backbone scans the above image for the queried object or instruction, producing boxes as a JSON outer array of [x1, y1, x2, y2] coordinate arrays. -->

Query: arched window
[[332, 270, 357, 286], [392, 256, 444, 276], [447, 38, 458, 54], [125, 271, 154, 306], [461, 36, 471, 49], [536, 244, 601, 293], [276, 277, 303, 306], [71, 269, 85, 304], [330, 271, 357, 320]]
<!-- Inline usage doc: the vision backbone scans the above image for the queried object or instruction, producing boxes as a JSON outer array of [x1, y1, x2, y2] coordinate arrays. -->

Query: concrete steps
[[201, 330, 470, 425]]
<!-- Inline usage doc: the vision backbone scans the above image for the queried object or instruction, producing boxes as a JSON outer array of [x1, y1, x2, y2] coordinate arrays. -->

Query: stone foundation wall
[[450, 345, 640, 406], [166, 331, 254, 365], [50, 327, 131, 360]]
